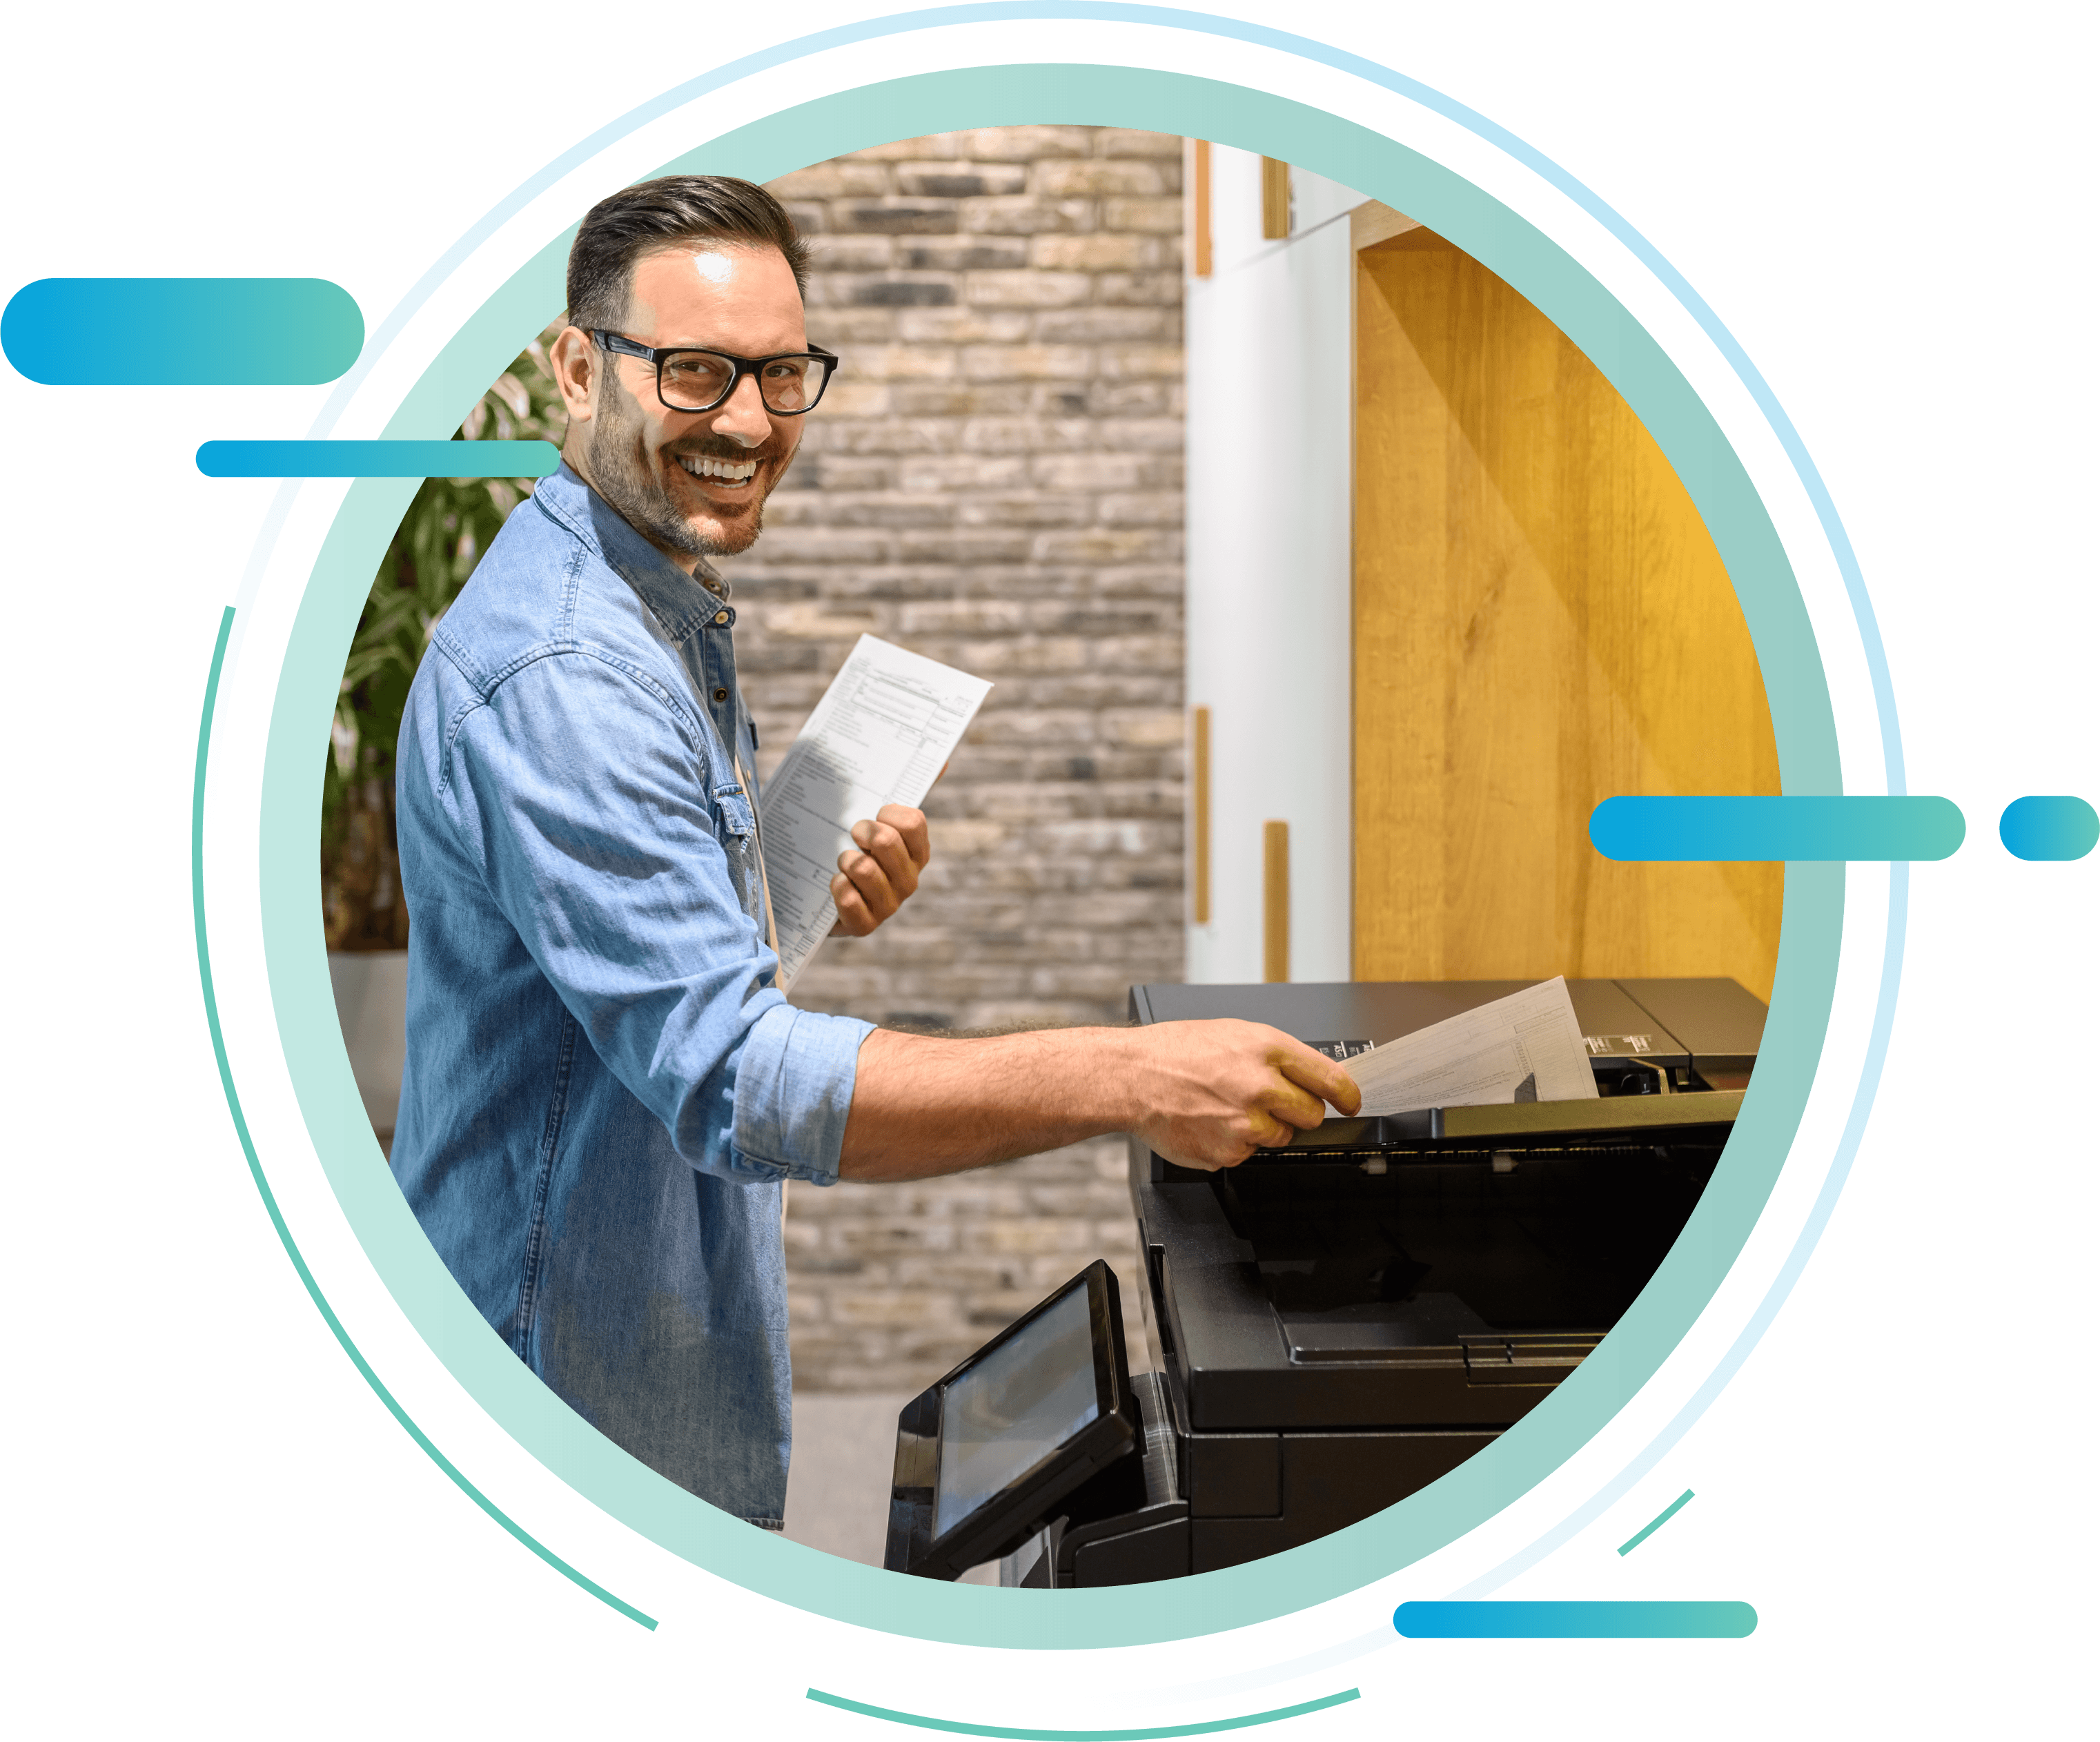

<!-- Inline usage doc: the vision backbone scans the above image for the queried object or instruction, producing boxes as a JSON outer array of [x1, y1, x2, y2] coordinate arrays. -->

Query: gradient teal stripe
[[3, 277, 361, 384], [197, 439, 560, 478], [1395, 1602, 1755, 1638], [1591, 796, 1964, 861], [803, 1688, 1360, 1736], [1999, 795, 2097, 861], [190, 605, 655, 1632], [1616, 1489, 1694, 1556]]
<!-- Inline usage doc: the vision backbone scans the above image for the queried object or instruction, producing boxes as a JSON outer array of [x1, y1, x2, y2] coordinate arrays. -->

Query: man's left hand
[[831, 803, 931, 935]]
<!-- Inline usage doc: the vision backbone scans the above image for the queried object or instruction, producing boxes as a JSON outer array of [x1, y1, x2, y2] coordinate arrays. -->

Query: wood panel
[[1260, 157, 1291, 239], [1191, 139, 1212, 278], [1352, 226, 1782, 1001], [1349, 201, 1420, 253], [1263, 821, 1290, 982]]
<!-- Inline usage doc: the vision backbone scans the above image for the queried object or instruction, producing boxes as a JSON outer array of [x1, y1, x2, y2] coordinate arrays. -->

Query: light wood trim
[[1262, 820, 1290, 981], [1260, 157, 1291, 239], [1192, 139, 1213, 277], [1350, 200, 1422, 253], [1191, 706, 1211, 923]]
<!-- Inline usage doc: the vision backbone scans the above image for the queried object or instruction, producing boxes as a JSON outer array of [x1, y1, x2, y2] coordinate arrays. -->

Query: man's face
[[557, 244, 808, 565]]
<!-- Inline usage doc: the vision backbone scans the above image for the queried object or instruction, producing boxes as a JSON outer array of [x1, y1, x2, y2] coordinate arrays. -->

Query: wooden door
[[1353, 226, 1781, 1000]]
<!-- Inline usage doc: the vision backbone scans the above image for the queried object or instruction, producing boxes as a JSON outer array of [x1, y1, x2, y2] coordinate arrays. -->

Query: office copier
[[883, 978, 1763, 1586]]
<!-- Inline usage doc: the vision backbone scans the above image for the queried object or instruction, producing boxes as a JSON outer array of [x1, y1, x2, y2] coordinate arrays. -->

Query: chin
[[694, 511, 764, 558]]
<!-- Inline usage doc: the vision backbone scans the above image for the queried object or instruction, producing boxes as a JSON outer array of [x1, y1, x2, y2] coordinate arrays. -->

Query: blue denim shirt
[[391, 462, 873, 1526]]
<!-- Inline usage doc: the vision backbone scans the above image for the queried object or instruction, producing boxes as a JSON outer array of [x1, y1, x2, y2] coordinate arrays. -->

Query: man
[[391, 175, 1357, 1529]]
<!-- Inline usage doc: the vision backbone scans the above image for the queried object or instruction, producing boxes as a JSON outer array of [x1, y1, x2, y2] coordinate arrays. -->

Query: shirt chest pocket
[[712, 783, 756, 842]]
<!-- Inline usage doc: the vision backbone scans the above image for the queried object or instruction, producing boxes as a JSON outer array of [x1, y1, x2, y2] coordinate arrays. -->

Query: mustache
[[667, 436, 775, 462]]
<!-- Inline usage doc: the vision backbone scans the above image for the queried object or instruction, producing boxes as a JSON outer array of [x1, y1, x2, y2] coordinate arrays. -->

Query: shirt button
[[714, 687, 729, 703], [714, 611, 728, 625]]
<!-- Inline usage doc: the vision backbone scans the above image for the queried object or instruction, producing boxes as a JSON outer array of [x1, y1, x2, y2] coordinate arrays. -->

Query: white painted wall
[[1184, 147, 1362, 983]]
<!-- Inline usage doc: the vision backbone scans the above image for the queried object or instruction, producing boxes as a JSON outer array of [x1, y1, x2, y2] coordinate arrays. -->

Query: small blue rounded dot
[[2000, 796, 2099, 861]]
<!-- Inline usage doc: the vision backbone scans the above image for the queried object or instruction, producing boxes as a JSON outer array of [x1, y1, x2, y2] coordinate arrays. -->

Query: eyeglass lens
[[660, 352, 830, 413]]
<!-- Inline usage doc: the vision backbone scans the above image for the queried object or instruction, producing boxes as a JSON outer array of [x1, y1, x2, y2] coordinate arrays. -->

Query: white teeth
[[679, 455, 757, 482]]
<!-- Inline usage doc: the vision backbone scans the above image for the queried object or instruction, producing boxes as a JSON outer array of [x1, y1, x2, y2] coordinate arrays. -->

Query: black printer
[[883, 978, 1763, 1587]]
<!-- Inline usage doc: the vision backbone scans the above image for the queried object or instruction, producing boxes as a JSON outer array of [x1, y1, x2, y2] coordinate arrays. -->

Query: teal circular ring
[[246, 50, 1870, 1648]]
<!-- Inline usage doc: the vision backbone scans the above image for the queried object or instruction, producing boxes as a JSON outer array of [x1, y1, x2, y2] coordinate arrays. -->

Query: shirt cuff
[[730, 1002, 875, 1185]]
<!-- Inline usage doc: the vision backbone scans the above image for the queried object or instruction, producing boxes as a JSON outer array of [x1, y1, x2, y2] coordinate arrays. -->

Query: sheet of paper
[[1339, 977, 1600, 1116], [758, 634, 992, 991]]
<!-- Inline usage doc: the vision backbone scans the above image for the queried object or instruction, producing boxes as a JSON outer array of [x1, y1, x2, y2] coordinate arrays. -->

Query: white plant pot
[[328, 949, 409, 1138]]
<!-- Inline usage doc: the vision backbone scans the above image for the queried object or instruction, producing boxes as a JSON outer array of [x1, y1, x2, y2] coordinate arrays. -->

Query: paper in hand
[[1338, 977, 1600, 1116], [757, 634, 991, 991]]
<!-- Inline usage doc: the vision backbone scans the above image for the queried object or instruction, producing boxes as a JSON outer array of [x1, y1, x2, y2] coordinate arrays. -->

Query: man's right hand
[[1122, 1020, 1362, 1171]]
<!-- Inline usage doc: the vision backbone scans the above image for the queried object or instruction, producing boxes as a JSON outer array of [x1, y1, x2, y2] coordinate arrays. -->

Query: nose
[[708, 371, 774, 449]]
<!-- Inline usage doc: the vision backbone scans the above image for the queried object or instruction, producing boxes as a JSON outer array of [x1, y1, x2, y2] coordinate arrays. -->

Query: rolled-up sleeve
[[730, 1001, 870, 1183], [440, 645, 871, 1186]]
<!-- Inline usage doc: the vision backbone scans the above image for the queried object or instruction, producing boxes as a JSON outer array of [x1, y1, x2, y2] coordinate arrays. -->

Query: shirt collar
[[533, 461, 730, 644]]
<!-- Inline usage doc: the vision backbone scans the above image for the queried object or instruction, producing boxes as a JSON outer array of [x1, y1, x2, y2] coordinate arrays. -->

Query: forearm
[[834, 1017, 1361, 1180], [837, 1027, 1146, 1181]]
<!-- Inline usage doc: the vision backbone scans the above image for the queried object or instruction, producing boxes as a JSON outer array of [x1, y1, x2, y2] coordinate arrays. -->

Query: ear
[[549, 324, 599, 426]]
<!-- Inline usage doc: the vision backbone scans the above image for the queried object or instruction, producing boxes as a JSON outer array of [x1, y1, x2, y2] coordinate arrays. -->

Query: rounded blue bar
[[1999, 795, 2098, 861], [1589, 795, 1965, 861], [1395, 1600, 1757, 1638], [2, 278, 362, 384], [195, 440, 560, 478]]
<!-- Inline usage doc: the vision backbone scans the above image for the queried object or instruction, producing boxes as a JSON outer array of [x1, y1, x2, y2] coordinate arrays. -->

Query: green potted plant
[[325, 329, 567, 1140]]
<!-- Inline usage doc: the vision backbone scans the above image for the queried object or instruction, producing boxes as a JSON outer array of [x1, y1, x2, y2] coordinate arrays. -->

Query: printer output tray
[[1284, 1089, 1743, 1151]]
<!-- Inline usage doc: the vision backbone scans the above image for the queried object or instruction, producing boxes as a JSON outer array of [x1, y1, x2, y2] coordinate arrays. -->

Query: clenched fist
[[1125, 1019, 1362, 1171], [830, 803, 930, 936]]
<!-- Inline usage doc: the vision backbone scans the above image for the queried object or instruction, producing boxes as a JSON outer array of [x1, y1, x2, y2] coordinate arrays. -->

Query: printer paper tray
[[1286, 1089, 1743, 1151]]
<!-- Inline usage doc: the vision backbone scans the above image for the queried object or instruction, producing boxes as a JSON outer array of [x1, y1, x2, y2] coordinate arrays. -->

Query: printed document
[[1339, 977, 1600, 1115], [758, 635, 992, 991]]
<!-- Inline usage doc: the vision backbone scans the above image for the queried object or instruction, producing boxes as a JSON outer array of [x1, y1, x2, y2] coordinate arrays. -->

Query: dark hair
[[565, 175, 809, 331]]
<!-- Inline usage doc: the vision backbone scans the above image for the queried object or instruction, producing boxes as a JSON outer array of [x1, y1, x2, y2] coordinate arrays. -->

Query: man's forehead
[[633, 241, 781, 288], [625, 243, 805, 344]]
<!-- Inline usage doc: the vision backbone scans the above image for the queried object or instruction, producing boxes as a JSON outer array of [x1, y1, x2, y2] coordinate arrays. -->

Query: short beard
[[583, 366, 769, 560]]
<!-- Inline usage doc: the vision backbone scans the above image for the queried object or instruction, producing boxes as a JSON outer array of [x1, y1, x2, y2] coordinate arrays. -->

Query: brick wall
[[716, 127, 1187, 1392]]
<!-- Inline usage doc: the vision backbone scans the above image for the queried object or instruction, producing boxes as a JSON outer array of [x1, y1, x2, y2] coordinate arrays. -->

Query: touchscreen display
[[933, 1284, 1100, 1537]]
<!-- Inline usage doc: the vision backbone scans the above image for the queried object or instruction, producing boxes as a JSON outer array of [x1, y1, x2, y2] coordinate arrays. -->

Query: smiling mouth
[[676, 453, 760, 488]]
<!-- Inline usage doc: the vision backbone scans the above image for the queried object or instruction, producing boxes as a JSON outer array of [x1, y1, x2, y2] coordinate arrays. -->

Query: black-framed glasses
[[592, 331, 837, 415]]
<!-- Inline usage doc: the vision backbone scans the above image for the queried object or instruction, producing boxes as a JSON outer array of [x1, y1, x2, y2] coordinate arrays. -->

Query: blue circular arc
[[204, 0, 1915, 1689]]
